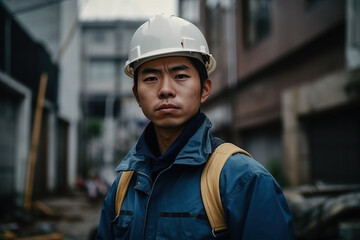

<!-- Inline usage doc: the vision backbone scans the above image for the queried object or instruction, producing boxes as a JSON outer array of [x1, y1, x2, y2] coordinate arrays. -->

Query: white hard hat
[[124, 14, 216, 78]]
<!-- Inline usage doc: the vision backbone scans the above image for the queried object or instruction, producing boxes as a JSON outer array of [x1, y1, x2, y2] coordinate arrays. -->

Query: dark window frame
[[242, 0, 272, 48]]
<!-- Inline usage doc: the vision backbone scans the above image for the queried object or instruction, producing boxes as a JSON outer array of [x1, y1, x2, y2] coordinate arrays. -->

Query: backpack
[[115, 143, 252, 235]]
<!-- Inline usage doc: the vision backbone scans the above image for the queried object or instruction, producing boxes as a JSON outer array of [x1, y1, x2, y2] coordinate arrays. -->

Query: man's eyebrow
[[169, 64, 190, 72], [140, 64, 190, 75], [141, 67, 161, 75]]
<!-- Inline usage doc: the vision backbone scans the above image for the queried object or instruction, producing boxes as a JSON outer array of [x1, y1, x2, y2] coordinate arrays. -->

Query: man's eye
[[144, 76, 157, 82], [175, 74, 188, 80]]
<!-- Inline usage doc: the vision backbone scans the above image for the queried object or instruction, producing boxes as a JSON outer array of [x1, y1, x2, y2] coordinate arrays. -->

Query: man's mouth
[[156, 103, 180, 112]]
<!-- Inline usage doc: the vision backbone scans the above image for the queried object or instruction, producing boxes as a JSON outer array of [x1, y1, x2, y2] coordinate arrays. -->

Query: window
[[89, 28, 114, 44], [90, 29, 106, 43], [118, 29, 134, 55], [349, 0, 360, 49], [346, 0, 360, 70], [242, 0, 272, 48], [205, 0, 221, 61], [88, 60, 116, 82]]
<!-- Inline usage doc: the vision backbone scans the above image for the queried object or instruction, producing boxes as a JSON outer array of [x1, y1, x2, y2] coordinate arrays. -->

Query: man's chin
[[153, 119, 186, 130], [157, 123, 182, 129]]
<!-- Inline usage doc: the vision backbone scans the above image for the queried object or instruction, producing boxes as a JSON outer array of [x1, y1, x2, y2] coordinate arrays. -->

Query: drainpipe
[[221, 0, 239, 143], [221, 0, 237, 88]]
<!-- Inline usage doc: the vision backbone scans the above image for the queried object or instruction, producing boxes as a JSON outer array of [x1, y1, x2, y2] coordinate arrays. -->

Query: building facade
[[180, 0, 360, 186], [80, 19, 147, 181], [0, 0, 81, 211]]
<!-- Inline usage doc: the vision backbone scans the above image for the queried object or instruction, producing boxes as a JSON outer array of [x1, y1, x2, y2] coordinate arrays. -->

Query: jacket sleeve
[[222, 155, 295, 239], [96, 174, 120, 239]]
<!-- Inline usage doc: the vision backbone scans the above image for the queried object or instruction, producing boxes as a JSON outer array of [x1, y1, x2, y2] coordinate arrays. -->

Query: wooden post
[[24, 73, 48, 211]]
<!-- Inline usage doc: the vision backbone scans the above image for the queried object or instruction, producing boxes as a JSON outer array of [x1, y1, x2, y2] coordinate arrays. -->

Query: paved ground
[[0, 191, 104, 240], [40, 192, 103, 240]]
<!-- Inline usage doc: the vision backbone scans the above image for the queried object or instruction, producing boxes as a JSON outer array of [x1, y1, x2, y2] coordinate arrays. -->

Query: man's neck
[[154, 126, 185, 155]]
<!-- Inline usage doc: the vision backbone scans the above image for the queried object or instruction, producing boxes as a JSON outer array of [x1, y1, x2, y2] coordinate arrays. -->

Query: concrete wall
[[282, 70, 353, 185], [0, 72, 32, 206]]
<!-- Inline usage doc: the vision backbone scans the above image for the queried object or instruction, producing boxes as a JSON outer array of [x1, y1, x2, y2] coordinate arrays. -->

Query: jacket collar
[[115, 116, 213, 172]]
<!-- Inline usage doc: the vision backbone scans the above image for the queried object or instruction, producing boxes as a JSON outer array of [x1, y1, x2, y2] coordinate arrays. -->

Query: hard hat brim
[[124, 50, 216, 78]]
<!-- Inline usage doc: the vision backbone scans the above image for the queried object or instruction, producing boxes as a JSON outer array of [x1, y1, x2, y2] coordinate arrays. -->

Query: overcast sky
[[79, 0, 178, 20]]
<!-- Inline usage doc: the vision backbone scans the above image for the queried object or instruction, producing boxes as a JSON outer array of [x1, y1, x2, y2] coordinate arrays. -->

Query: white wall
[[0, 72, 32, 207], [58, 0, 81, 188]]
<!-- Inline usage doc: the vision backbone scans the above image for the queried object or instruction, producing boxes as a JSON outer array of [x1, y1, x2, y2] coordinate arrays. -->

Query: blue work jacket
[[97, 118, 295, 239]]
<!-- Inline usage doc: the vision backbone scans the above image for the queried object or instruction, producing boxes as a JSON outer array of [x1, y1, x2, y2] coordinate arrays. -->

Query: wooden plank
[[24, 73, 48, 211], [16, 233, 63, 240], [33, 200, 55, 216]]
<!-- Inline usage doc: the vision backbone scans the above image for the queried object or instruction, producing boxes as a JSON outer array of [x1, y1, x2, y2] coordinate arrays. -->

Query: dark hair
[[189, 57, 209, 91], [133, 57, 208, 92]]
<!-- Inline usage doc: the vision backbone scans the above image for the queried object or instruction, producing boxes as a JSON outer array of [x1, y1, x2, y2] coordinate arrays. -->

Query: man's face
[[133, 56, 211, 130]]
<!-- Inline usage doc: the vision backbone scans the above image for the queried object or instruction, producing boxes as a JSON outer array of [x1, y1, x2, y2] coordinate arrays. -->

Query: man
[[97, 14, 295, 239]]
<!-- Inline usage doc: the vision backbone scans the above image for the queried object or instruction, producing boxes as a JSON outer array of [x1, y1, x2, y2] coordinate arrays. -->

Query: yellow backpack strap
[[201, 142, 252, 235], [115, 170, 134, 216]]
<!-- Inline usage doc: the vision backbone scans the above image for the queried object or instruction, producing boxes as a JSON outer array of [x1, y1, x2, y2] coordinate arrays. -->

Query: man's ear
[[132, 86, 140, 105], [200, 78, 212, 103]]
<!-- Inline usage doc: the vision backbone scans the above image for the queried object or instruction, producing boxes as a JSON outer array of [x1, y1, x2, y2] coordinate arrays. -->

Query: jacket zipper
[[141, 164, 174, 240]]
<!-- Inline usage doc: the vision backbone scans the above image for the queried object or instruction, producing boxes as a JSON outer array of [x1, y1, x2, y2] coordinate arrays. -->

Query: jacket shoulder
[[220, 153, 276, 200], [224, 152, 271, 177]]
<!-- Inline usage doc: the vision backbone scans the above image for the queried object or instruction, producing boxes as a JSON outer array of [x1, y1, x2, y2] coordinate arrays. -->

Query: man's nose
[[158, 76, 176, 99]]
